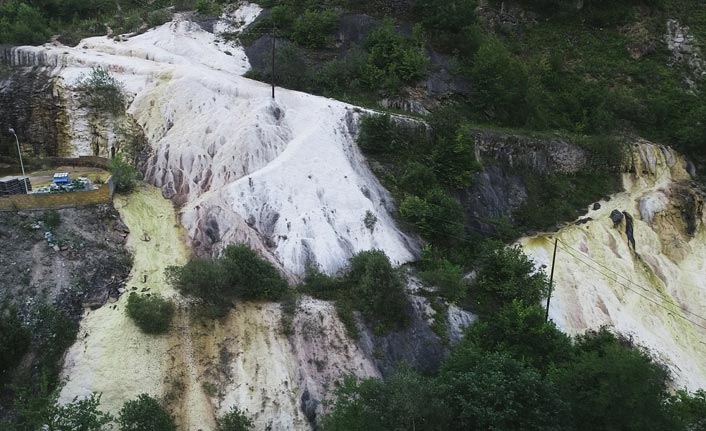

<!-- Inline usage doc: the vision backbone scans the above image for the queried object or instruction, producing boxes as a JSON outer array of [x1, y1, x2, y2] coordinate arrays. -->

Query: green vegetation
[[118, 393, 176, 431], [292, 9, 339, 49], [468, 244, 549, 315], [216, 406, 254, 431], [48, 393, 113, 431], [322, 312, 706, 431], [43, 209, 61, 231], [361, 20, 429, 93], [75, 67, 127, 116], [1, 303, 80, 430], [0, 0, 178, 46], [0, 305, 31, 383], [303, 249, 409, 336], [126, 293, 175, 335], [166, 244, 288, 317], [0, 1, 51, 45], [110, 155, 139, 193]]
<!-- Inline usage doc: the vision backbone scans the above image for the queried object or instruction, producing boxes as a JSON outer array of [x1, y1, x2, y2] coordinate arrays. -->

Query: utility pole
[[545, 238, 558, 322], [271, 25, 276, 99], [9, 128, 28, 194]]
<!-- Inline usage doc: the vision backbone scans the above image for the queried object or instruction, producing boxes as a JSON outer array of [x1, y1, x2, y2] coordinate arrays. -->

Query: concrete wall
[[0, 176, 114, 211]]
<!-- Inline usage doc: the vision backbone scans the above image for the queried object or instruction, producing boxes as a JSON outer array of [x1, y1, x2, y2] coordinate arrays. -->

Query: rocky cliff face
[[456, 130, 589, 234], [0, 65, 70, 156]]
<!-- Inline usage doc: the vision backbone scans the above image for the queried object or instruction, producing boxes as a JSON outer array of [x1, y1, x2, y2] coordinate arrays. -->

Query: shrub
[[356, 114, 427, 156], [399, 161, 438, 192], [419, 250, 467, 303], [399, 188, 465, 241], [302, 267, 345, 301], [0, 305, 30, 382], [363, 210, 377, 231], [166, 258, 226, 308], [166, 244, 288, 317], [75, 67, 127, 116], [291, 9, 339, 49], [110, 155, 139, 193], [196, 0, 219, 15], [315, 46, 368, 96], [49, 393, 114, 431], [44, 209, 61, 230], [126, 293, 175, 335], [220, 244, 288, 301], [118, 394, 176, 431], [216, 406, 254, 431], [147, 9, 172, 28]]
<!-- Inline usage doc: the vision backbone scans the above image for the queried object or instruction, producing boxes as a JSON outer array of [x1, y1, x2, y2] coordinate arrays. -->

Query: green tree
[[431, 124, 480, 189], [216, 406, 254, 431], [468, 39, 528, 126], [49, 393, 113, 431], [321, 369, 445, 431], [0, 1, 51, 44], [466, 300, 573, 371], [439, 344, 564, 431], [126, 293, 175, 335], [399, 188, 465, 241], [346, 250, 409, 332], [292, 9, 339, 48], [468, 243, 549, 315], [110, 155, 139, 193], [363, 20, 428, 93], [75, 67, 127, 116], [166, 244, 288, 318], [118, 394, 176, 431], [551, 328, 676, 431], [419, 248, 467, 303], [666, 390, 706, 431]]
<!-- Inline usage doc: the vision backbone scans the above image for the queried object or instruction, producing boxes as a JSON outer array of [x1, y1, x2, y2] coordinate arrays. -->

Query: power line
[[551, 239, 706, 332], [553, 237, 706, 307]]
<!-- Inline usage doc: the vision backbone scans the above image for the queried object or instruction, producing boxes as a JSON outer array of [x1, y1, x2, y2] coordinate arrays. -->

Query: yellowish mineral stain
[[59, 184, 217, 430]]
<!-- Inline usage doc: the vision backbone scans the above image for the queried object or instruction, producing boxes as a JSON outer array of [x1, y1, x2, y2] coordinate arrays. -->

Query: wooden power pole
[[545, 238, 558, 322], [271, 25, 276, 99]]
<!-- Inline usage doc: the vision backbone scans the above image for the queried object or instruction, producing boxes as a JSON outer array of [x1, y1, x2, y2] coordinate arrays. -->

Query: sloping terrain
[[523, 142, 706, 390]]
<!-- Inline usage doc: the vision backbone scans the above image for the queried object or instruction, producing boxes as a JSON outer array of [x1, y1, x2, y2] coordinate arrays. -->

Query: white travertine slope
[[522, 141, 706, 390], [9, 8, 402, 429], [7, 7, 419, 278]]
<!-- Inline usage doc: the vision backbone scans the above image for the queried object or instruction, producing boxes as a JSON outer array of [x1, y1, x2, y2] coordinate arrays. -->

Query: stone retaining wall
[[0, 176, 114, 211]]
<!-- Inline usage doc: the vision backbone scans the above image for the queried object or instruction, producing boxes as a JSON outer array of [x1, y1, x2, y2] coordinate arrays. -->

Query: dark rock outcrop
[[0, 66, 69, 157], [457, 130, 587, 235], [610, 209, 624, 226], [358, 295, 446, 377]]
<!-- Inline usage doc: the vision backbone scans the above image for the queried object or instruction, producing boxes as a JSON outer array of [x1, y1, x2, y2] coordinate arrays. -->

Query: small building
[[53, 173, 71, 185]]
